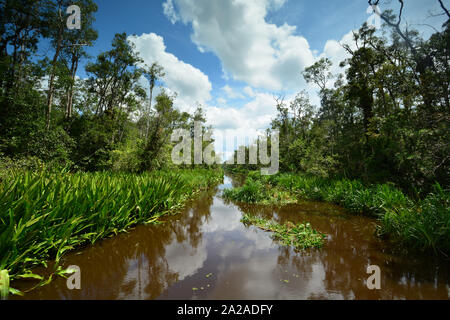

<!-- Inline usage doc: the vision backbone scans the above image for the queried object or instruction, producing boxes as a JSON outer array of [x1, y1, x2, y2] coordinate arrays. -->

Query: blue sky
[[71, 0, 448, 158]]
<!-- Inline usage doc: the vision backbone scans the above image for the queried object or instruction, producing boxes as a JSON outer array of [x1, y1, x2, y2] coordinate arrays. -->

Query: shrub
[[380, 183, 450, 254]]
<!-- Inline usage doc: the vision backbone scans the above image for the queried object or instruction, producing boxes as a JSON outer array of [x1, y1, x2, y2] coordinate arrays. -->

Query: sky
[[74, 0, 448, 159]]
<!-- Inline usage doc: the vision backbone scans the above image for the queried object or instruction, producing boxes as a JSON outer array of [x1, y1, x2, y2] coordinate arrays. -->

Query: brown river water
[[12, 176, 450, 300]]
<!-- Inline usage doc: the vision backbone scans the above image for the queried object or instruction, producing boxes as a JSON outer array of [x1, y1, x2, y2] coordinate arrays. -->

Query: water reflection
[[13, 176, 450, 300]]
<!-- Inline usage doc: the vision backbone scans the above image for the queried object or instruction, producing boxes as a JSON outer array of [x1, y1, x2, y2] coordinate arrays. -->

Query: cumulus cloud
[[205, 91, 283, 160], [140, 1, 366, 160], [127, 33, 212, 111], [163, 0, 315, 91], [243, 86, 256, 97], [222, 85, 244, 100], [127, 24, 356, 161], [205, 28, 360, 158]]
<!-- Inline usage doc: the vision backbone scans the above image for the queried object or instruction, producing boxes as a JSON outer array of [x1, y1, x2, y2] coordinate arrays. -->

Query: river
[[13, 176, 450, 299]]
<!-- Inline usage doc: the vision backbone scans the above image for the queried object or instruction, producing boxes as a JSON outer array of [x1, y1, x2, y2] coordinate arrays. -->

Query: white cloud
[[216, 97, 227, 105], [128, 33, 212, 111], [204, 28, 361, 158], [222, 85, 244, 100], [162, 0, 180, 24], [321, 30, 357, 78], [206, 91, 283, 159], [163, 0, 315, 91], [152, 1, 374, 159], [243, 86, 256, 97], [128, 25, 357, 160]]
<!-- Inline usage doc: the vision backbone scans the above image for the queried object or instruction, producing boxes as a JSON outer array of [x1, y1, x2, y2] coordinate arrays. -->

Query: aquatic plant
[[0, 168, 223, 294], [241, 214, 326, 250], [0, 270, 10, 299]]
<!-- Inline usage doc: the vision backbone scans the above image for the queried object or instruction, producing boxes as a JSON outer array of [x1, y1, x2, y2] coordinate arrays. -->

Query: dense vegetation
[[0, 0, 214, 172], [224, 171, 449, 255], [0, 0, 449, 297], [224, 3, 449, 256], [228, 9, 449, 195], [0, 0, 220, 296], [0, 168, 222, 295]]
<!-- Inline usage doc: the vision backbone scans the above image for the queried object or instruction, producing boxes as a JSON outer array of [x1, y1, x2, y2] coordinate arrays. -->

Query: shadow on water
[[12, 175, 450, 300]]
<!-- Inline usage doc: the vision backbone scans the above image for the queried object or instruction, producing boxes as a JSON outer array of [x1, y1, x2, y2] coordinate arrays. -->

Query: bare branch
[[369, 0, 418, 57], [438, 0, 450, 18]]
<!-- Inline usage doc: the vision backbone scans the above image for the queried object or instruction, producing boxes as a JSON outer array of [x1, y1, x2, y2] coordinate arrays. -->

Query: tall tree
[[85, 33, 143, 116], [0, 0, 42, 95], [42, 0, 72, 129], [60, 0, 98, 119], [142, 62, 165, 138]]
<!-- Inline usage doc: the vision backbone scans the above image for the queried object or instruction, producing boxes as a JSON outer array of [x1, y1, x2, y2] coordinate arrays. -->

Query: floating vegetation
[[241, 214, 326, 250], [0, 168, 223, 296]]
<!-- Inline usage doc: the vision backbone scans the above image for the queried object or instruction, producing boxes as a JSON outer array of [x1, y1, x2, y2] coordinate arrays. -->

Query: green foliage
[[68, 113, 119, 171], [264, 22, 450, 193], [226, 171, 448, 254], [223, 178, 268, 203], [241, 214, 326, 250], [0, 168, 223, 291], [380, 184, 450, 254], [109, 136, 143, 173], [0, 270, 10, 299]]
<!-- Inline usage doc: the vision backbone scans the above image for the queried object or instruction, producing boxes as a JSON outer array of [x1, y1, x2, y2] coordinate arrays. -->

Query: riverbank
[[223, 171, 449, 256], [0, 168, 223, 296]]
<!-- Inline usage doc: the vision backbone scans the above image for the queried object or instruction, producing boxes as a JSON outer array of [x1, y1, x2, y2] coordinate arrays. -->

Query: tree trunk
[[146, 80, 154, 139], [65, 54, 79, 119], [46, 25, 63, 130]]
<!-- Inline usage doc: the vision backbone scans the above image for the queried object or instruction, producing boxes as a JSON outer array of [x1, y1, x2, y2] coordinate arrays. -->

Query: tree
[[0, 0, 42, 95], [142, 62, 165, 138], [139, 90, 186, 171], [85, 33, 143, 116], [60, 0, 98, 119], [41, 0, 73, 129], [302, 57, 333, 93]]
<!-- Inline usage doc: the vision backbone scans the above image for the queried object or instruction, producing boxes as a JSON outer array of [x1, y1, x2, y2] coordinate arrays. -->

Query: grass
[[0, 167, 223, 295], [379, 184, 450, 254], [241, 214, 326, 250], [224, 171, 449, 255]]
